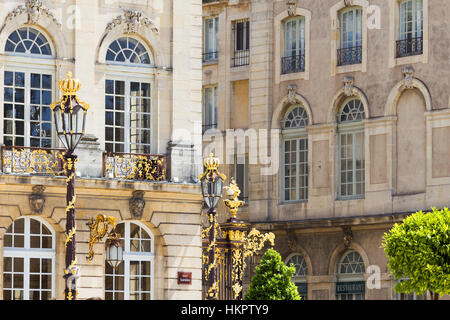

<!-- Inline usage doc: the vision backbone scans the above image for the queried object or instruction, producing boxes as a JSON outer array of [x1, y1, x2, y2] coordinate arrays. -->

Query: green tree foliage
[[382, 207, 450, 298], [244, 248, 301, 300]]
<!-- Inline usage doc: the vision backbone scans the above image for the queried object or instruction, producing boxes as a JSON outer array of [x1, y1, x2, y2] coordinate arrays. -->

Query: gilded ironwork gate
[[202, 179, 275, 300]]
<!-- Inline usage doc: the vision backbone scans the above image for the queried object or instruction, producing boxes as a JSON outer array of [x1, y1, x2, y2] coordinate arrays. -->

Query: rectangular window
[[338, 131, 365, 198], [203, 17, 219, 62], [338, 8, 362, 66], [397, 0, 423, 57], [233, 154, 249, 204], [283, 138, 308, 202], [203, 86, 218, 133], [232, 20, 250, 67], [105, 79, 152, 154], [282, 17, 305, 74], [3, 71, 52, 148]]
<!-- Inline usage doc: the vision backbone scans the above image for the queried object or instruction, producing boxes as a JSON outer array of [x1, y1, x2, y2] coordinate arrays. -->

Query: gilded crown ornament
[[59, 72, 81, 96], [198, 153, 226, 181]]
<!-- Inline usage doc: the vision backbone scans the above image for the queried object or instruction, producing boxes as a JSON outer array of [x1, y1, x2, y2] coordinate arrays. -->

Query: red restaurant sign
[[177, 272, 192, 285]]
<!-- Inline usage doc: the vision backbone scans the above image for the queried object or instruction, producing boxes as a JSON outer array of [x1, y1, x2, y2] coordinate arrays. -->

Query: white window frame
[[203, 85, 218, 132], [284, 16, 305, 58], [337, 99, 365, 200], [203, 17, 219, 62], [3, 67, 55, 148], [2, 26, 56, 149], [281, 106, 309, 203], [399, 0, 423, 40], [340, 7, 363, 50], [3, 216, 56, 300], [336, 250, 365, 301], [104, 74, 154, 154], [285, 253, 308, 300], [105, 221, 155, 300], [233, 153, 249, 205]]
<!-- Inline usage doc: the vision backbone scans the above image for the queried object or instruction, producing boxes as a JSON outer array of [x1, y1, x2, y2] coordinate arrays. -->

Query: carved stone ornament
[[129, 190, 146, 219], [29, 185, 46, 214], [342, 226, 353, 249], [287, 84, 298, 104], [286, 0, 298, 16], [343, 76, 356, 97], [344, 0, 354, 6], [106, 10, 159, 35], [3, 0, 61, 28], [402, 66, 415, 89], [286, 229, 298, 252]]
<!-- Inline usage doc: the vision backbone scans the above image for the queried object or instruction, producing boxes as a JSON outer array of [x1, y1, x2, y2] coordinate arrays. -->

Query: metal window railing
[[281, 54, 305, 74], [396, 36, 423, 58], [1, 145, 66, 176], [103, 152, 166, 181], [232, 50, 250, 67], [337, 46, 362, 66], [202, 51, 218, 63]]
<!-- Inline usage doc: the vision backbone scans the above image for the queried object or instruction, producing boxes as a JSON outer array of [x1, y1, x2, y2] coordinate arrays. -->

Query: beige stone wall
[[204, 0, 450, 300], [0, 0, 204, 300], [0, 176, 203, 300]]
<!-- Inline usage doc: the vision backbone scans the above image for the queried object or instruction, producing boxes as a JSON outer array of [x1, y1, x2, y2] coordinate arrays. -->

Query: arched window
[[105, 221, 154, 300], [282, 105, 309, 202], [104, 37, 153, 154], [336, 250, 365, 300], [282, 16, 305, 74], [3, 27, 54, 148], [3, 217, 55, 300], [338, 98, 365, 199], [338, 7, 362, 66], [286, 254, 308, 299], [106, 37, 152, 65], [5, 27, 52, 56], [283, 106, 309, 129]]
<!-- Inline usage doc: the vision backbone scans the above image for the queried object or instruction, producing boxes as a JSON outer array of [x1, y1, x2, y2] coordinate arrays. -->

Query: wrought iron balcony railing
[[232, 50, 250, 67], [203, 51, 218, 63], [396, 37, 423, 58], [1, 146, 65, 176], [281, 54, 305, 74], [103, 152, 166, 182], [337, 46, 362, 66], [202, 123, 218, 134]]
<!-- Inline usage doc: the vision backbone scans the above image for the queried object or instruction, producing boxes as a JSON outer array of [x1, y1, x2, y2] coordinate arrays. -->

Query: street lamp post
[[199, 153, 226, 300], [50, 72, 89, 300]]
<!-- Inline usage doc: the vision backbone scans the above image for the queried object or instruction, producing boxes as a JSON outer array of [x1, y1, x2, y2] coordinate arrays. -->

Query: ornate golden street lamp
[[86, 215, 123, 269], [198, 153, 226, 300], [50, 72, 89, 300]]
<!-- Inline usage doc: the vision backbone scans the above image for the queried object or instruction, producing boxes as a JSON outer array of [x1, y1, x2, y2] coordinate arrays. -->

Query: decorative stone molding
[[402, 66, 415, 89], [344, 0, 354, 6], [287, 84, 298, 104], [343, 76, 356, 97], [2, 0, 61, 29], [129, 190, 146, 219], [286, 229, 298, 252], [105, 10, 159, 35], [286, 0, 298, 16], [342, 226, 353, 249], [29, 185, 46, 214]]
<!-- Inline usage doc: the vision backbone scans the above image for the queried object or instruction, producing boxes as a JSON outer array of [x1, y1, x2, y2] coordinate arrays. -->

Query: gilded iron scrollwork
[[104, 153, 166, 181], [2, 146, 65, 175], [86, 214, 119, 263]]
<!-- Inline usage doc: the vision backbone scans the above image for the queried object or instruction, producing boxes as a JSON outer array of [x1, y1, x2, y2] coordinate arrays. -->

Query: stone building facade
[[202, 0, 450, 299], [0, 0, 204, 300]]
